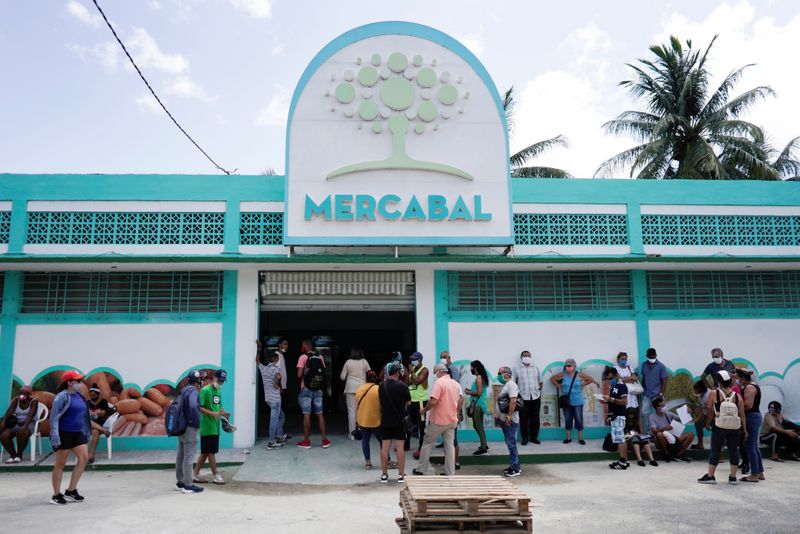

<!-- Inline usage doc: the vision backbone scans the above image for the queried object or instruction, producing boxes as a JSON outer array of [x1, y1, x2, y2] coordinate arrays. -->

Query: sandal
[[770, 456, 785, 463], [690, 444, 704, 450], [365, 462, 372, 470]]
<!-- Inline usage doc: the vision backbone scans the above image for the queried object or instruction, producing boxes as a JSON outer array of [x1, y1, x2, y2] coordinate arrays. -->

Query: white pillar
[[415, 268, 437, 382], [233, 269, 259, 448]]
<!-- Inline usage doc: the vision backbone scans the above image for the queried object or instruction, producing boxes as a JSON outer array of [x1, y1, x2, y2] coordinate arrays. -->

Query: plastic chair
[[102, 412, 120, 459], [2, 403, 50, 463]]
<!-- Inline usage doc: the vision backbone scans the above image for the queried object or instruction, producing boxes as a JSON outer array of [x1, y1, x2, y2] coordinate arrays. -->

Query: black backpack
[[304, 353, 326, 391]]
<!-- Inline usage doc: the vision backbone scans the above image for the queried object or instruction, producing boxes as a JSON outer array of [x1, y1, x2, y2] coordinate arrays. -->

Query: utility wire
[[91, 0, 234, 175]]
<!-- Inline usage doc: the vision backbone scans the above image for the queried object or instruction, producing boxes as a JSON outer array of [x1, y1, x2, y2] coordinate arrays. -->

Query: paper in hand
[[676, 405, 693, 425]]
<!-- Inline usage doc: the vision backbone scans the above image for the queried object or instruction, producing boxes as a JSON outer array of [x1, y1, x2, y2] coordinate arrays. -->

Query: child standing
[[194, 369, 230, 485]]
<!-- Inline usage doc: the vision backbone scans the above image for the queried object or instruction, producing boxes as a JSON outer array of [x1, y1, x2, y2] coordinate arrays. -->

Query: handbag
[[625, 366, 644, 395], [352, 383, 377, 440], [559, 373, 578, 409], [466, 398, 477, 418]]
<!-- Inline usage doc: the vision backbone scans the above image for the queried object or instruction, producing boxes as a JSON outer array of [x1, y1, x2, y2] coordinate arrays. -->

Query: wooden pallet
[[397, 476, 532, 533]]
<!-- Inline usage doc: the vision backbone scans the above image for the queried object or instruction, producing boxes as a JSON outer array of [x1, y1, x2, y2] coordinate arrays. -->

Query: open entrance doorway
[[256, 271, 416, 438]]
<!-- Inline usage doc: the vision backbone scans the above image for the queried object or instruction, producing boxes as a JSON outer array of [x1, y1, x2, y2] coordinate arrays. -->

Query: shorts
[[610, 416, 626, 444], [380, 425, 406, 441], [55, 430, 88, 451], [200, 434, 220, 454], [298, 388, 323, 414]]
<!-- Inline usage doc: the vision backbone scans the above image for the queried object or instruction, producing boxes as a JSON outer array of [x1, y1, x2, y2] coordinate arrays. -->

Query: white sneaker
[[212, 473, 225, 485], [4, 457, 15, 464], [13, 457, 21, 463], [192, 474, 208, 483]]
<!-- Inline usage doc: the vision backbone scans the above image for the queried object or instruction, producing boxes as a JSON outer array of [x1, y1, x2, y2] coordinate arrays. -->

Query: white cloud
[[126, 28, 189, 75], [562, 22, 615, 84], [65, 1, 102, 28], [230, 0, 272, 19], [69, 41, 118, 69], [164, 75, 217, 102], [135, 93, 162, 114], [255, 84, 289, 127], [148, 0, 162, 10]]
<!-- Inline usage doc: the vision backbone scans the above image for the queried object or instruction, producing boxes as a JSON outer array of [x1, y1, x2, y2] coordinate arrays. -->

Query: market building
[[1, 22, 799, 450]]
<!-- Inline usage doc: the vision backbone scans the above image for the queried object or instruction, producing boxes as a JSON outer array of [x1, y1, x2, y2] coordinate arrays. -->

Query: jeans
[[360, 427, 381, 461], [176, 426, 198, 487], [502, 422, 520, 471], [519, 397, 541, 441], [298, 388, 323, 414], [417, 422, 457, 475], [562, 404, 584, 431], [745, 412, 764, 474], [267, 400, 285, 441], [709, 426, 740, 466], [406, 400, 427, 451], [472, 405, 487, 449]]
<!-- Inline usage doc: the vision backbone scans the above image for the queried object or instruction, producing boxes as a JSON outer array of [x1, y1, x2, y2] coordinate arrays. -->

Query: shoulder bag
[[352, 384, 376, 440], [625, 366, 644, 396], [559, 374, 578, 409]]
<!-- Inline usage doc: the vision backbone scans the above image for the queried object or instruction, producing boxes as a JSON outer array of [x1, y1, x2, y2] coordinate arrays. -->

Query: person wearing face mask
[[613, 352, 640, 415], [735, 368, 764, 482], [639, 348, 668, 430], [406, 352, 429, 460], [194, 369, 231, 485], [701, 348, 735, 389], [698, 370, 747, 485], [513, 350, 543, 445], [495, 366, 521, 477], [465, 360, 490, 455], [86, 384, 116, 464], [760, 401, 800, 462], [649, 396, 694, 462], [601, 367, 629, 470], [175, 370, 204, 494], [549, 358, 598, 445], [49, 370, 92, 505], [0, 385, 39, 463]]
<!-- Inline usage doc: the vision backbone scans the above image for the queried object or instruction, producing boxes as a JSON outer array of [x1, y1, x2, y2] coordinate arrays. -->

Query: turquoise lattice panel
[[239, 212, 284, 246], [513, 213, 628, 246], [0, 211, 10, 244], [641, 214, 800, 246], [25, 212, 225, 245]]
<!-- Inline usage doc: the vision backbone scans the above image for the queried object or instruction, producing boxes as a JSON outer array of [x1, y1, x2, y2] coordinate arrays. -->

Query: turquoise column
[[627, 202, 644, 255], [223, 199, 241, 254], [0, 272, 22, 400], [433, 271, 449, 357], [219, 271, 238, 448], [8, 199, 27, 253], [631, 270, 650, 367]]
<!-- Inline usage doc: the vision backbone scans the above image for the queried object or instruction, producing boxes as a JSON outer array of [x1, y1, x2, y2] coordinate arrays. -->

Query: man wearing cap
[[87, 384, 116, 464], [412, 363, 463, 476], [193, 369, 230, 485], [407, 352, 429, 459], [176, 370, 204, 494]]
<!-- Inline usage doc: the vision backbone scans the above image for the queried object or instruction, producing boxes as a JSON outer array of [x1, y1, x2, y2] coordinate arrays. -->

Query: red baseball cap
[[60, 370, 85, 383]]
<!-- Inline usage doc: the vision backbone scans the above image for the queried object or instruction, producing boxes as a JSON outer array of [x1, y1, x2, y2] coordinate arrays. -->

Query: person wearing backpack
[[296, 339, 330, 449], [698, 370, 747, 485], [175, 370, 203, 494]]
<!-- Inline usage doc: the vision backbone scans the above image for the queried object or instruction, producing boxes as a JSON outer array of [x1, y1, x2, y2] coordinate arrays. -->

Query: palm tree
[[504, 87, 572, 178], [595, 36, 775, 179], [721, 133, 800, 180]]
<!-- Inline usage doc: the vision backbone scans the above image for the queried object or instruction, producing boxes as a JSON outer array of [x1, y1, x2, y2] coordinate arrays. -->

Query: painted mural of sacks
[[662, 371, 695, 412]]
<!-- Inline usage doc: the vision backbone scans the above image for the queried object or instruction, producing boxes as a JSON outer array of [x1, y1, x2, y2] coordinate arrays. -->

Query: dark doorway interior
[[256, 310, 416, 437]]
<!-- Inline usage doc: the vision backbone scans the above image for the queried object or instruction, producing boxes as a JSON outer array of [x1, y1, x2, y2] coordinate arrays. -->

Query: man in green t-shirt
[[193, 369, 230, 485]]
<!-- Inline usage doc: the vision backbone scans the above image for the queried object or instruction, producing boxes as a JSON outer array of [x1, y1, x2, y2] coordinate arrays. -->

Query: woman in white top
[[613, 352, 640, 411], [340, 347, 371, 439]]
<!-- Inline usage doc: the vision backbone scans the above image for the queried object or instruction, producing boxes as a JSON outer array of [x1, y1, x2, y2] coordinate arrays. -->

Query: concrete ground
[[1, 450, 798, 533]]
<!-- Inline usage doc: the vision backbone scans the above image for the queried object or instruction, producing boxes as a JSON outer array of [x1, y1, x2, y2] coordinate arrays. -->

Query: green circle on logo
[[417, 101, 437, 122], [372, 122, 383, 134], [416, 68, 436, 89], [358, 100, 379, 121], [335, 83, 355, 104], [415, 123, 426, 134], [380, 76, 415, 111], [438, 84, 458, 105], [412, 55, 423, 67], [387, 52, 408, 73], [358, 67, 379, 87], [370, 54, 382, 66]]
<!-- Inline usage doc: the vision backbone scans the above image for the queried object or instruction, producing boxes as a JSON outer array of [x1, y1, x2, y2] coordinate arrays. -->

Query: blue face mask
[[618, 359, 628, 367], [610, 378, 618, 386], [497, 374, 507, 384]]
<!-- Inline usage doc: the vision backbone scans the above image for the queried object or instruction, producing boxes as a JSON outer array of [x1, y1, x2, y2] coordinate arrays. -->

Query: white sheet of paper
[[676, 405, 693, 425], [594, 394, 605, 401], [669, 420, 686, 437]]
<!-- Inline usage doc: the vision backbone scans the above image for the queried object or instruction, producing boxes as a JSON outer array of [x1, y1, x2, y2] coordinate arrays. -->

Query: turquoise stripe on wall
[[0, 272, 21, 404]]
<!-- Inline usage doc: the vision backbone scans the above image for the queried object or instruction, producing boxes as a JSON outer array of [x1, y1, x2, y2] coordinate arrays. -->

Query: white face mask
[[521, 356, 532, 365], [647, 357, 657, 363], [713, 357, 723, 364], [70, 382, 83, 393]]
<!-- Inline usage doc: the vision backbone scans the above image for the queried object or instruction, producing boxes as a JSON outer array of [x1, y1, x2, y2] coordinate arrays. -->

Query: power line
[[91, 0, 235, 175]]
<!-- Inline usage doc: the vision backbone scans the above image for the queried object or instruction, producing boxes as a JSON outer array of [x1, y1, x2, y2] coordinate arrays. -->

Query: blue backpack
[[165, 389, 188, 436]]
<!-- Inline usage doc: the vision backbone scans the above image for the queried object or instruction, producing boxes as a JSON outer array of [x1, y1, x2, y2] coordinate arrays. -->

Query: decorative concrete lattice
[[641, 214, 800, 246], [25, 212, 225, 245], [0, 211, 11, 244], [239, 212, 283, 246], [513, 213, 628, 246]]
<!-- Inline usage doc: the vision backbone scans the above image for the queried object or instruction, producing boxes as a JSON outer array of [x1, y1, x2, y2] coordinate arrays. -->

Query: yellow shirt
[[355, 382, 381, 429]]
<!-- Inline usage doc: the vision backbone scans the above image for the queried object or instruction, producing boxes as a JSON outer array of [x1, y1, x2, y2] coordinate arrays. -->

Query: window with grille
[[641, 214, 800, 246], [20, 272, 224, 314], [25, 212, 225, 245], [449, 271, 633, 312], [240, 212, 283, 245], [513, 213, 628, 246], [0, 211, 11, 244], [646, 271, 800, 310]]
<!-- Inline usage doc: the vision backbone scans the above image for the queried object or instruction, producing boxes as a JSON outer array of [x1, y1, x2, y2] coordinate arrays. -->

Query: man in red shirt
[[413, 364, 463, 476]]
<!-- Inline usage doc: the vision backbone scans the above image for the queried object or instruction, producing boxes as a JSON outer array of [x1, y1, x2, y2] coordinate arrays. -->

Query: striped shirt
[[512, 363, 542, 401], [258, 362, 282, 404]]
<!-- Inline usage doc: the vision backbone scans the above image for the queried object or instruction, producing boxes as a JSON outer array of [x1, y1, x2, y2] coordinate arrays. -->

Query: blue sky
[[1, 0, 798, 177]]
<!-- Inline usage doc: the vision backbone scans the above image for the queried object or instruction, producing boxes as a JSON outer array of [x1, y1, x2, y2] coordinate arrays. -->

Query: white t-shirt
[[497, 380, 520, 424], [340, 358, 370, 394], [615, 364, 639, 409]]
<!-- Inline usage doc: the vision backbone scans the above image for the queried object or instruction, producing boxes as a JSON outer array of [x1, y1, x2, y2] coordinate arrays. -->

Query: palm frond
[[510, 135, 569, 168], [594, 143, 650, 178], [512, 166, 573, 178], [773, 136, 800, 178], [502, 86, 515, 136]]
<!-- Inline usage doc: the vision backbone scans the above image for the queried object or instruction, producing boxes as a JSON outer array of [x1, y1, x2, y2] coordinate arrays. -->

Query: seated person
[[624, 407, 658, 467], [87, 384, 117, 464], [0, 385, 39, 463], [760, 401, 800, 462], [649, 396, 694, 462]]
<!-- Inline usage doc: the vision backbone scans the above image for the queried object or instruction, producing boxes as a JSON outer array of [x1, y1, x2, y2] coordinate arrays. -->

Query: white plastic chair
[[102, 412, 120, 459], [2, 403, 50, 463]]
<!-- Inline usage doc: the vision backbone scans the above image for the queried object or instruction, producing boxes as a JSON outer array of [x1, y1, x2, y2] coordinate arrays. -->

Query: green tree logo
[[326, 52, 473, 181]]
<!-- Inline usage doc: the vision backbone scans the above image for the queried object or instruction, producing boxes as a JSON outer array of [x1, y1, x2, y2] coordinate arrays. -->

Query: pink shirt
[[428, 374, 462, 426]]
